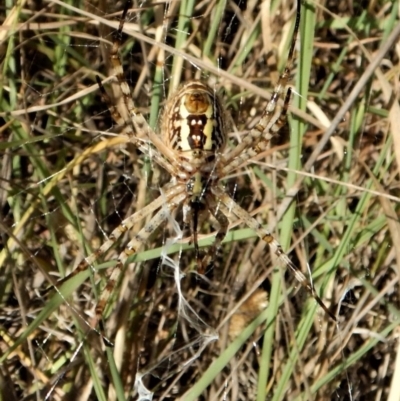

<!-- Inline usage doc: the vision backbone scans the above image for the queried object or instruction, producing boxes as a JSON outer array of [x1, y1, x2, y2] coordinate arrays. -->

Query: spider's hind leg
[[221, 0, 301, 171], [223, 87, 293, 175]]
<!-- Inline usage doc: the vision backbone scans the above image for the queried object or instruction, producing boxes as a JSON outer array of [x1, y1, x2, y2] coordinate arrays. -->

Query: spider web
[[1, 0, 399, 400]]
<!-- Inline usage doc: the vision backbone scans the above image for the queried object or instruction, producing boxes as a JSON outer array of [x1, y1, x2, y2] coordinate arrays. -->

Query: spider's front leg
[[93, 189, 187, 345], [184, 169, 230, 275], [211, 186, 337, 322], [49, 185, 186, 346], [199, 201, 229, 273], [188, 196, 229, 275]]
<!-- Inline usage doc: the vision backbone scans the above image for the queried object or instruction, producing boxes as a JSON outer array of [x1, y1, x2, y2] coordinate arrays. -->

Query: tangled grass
[[1, 0, 400, 400]]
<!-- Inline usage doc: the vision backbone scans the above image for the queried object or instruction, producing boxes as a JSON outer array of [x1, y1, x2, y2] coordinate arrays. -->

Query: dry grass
[[1, 0, 400, 400]]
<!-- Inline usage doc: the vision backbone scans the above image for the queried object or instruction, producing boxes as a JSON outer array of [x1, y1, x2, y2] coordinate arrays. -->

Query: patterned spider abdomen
[[162, 81, 226, 161]]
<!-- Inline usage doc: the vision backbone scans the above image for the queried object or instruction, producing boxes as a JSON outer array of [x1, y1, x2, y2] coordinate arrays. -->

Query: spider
[[57, 0, 336, 345]]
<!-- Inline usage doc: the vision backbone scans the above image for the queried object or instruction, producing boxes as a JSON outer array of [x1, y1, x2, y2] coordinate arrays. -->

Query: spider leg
[[96, 76, 180, 179], [50, 185, 186, 347], [105, 0, 190, 179], [221, 0, 300, 168], [222, 88, 292, 175], [95, 190, 187, 344], [191, 196, 229, 274], [212, 185, 337, 322], [200, 200, 229, 272], [191, 200, 202, 272], [53, 184, 185, 287]]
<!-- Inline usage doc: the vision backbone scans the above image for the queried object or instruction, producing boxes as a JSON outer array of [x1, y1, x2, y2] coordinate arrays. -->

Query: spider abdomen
[[162, 81, 226, 161]]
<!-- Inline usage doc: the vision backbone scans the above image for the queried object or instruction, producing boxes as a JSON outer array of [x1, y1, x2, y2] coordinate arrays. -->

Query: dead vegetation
[[1, 0, 400, 400]]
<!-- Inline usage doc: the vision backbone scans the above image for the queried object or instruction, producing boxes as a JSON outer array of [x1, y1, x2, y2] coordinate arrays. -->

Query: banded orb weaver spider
[[57, 0, 336, 345]]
